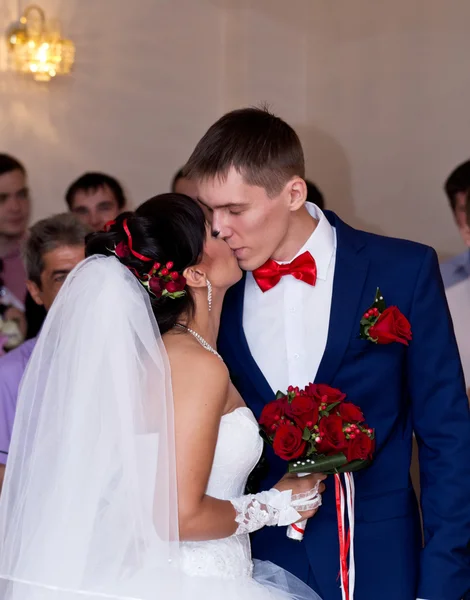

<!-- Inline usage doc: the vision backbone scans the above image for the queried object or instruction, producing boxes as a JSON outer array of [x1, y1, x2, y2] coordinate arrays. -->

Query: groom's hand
[[274, 472, 326, 520]]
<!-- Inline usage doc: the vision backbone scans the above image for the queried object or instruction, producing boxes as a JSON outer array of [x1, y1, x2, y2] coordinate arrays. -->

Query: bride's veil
[[0, 255, 179, 599], [0, 253, 324, 600]]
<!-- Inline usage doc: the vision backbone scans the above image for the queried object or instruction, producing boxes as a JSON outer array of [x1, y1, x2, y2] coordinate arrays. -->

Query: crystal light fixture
[[6, 4, 75, 82]]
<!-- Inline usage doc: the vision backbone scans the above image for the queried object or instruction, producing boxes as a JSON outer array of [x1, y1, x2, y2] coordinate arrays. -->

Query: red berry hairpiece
[[112, 218, 186, 300]]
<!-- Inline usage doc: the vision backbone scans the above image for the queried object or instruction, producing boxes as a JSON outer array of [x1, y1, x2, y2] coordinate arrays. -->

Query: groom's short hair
[[183, 107, 305, 197]]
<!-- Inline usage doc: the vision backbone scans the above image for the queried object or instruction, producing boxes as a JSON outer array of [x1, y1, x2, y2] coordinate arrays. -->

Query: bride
[[0, 193, 325, 600]]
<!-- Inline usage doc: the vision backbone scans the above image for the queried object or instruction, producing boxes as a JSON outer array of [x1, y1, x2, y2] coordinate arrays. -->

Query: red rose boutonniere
[[359, 288, 412, 346]]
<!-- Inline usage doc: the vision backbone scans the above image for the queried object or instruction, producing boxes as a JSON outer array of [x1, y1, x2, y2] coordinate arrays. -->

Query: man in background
[[305, 178, 325, 210], [171, 167, 198, 198], [0, 154, 30, 310], [26, 171, 119, 338], [0, 213, 88, 491], [466, 191, 470, 247], [445, 191, 470, 397], [65, 172, 127, 232], [441, 160, 470, 288], [27, 171, 122, 338]]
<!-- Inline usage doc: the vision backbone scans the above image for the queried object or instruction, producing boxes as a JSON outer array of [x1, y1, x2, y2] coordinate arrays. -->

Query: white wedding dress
[[180, 407, 261, 579], [0, 256, 321, 600], [178, 406, 321, 599]]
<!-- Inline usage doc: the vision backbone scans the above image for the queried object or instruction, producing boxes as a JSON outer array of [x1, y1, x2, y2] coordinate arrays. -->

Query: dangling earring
[[207, 279, 212, 312]]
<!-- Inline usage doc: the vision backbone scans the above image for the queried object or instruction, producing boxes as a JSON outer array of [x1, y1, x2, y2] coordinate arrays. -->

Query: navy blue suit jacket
[[218, 211, 470, 600]]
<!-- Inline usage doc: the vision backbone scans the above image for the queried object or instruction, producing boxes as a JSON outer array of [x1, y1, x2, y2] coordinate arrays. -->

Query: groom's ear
[[183, 266, 207, 289], [287, 177, 307, 212]]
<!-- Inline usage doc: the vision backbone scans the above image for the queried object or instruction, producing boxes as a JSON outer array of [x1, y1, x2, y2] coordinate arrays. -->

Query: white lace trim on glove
[[230, 481, 322, 535]]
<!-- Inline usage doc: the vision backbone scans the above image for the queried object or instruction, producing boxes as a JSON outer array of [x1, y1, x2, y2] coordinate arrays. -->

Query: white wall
[[0, 0, 225, 218], [1, 0, 469, 259]]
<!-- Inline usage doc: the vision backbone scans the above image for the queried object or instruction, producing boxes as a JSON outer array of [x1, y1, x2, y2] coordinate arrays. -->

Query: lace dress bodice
[[179, 407, 263, 579]]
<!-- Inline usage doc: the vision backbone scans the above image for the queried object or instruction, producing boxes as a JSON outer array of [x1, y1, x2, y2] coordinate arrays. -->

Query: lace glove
[[230, 482, 322, 535]]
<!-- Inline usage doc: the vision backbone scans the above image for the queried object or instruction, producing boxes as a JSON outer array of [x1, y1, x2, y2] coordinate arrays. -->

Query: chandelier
[[6, 4, 75, 82]]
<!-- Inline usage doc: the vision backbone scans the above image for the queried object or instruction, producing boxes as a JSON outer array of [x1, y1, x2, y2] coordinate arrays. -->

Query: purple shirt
[[0, 337, 37, 464], [1, 245, 27, 307]]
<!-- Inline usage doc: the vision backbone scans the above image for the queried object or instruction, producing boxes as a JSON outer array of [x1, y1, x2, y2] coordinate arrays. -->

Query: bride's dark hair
[[86, 193, 206, 334]]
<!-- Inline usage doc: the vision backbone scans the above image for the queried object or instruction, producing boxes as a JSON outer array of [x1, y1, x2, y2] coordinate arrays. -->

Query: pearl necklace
[[176, 324, 223, 361]]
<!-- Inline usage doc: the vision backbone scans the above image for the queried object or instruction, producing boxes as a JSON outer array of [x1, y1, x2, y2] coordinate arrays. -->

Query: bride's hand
[[273, 472, 327, 520]]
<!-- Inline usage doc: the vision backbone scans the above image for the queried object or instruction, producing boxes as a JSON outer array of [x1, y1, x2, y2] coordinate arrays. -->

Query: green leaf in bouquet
[[325, 401, 341, 413], [334, 459, 372, 474], [302, 427, 311, 441], [307, 439, 317, 454], [288, 453, 348, 474], [275, 391, 286, 400]]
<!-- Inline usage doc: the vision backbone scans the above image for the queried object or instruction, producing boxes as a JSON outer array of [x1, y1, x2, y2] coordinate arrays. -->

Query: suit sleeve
[[407, 247, 470, 600]]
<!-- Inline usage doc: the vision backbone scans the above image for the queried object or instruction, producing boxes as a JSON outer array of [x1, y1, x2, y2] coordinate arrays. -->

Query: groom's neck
[[270, 206, 318, 263]]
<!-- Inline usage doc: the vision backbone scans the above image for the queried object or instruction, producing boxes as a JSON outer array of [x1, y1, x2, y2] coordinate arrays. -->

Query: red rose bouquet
[[260, 383, 375, 475], [260, 383, 375, 600]]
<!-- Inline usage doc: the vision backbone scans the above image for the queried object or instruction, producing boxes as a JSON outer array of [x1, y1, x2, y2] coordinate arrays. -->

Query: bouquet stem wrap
[[286, 473, 310, 541]]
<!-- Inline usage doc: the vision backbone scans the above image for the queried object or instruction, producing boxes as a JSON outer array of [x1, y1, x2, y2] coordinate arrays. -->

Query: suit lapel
[[315, 212, 369, 384], [223, 275, 275, 412]]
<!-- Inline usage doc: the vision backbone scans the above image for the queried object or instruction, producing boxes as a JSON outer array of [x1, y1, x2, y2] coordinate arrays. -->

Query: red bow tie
[[253, 251, 317, 293]]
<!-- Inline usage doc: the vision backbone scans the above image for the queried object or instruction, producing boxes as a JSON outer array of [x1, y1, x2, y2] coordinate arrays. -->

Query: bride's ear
[[183, 266, 207, 290]]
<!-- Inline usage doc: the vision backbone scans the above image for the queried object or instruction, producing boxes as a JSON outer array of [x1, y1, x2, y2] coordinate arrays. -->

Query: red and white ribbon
[[286, 473, 310, 541], [335, 473, 355, 600], [285, 471, 356, 600]]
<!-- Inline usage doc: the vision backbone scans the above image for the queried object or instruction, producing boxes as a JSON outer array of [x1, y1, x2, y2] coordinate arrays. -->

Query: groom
[[184, 108, 470, 600]]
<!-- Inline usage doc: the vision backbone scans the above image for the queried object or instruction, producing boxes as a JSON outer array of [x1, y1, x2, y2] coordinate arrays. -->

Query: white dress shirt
[[243, 203, 337, 394]]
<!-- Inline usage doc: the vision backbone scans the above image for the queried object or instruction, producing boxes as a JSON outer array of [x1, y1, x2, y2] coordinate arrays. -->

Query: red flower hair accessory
[[113, 219, 186, 300], [103, 219, 116, 232]]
